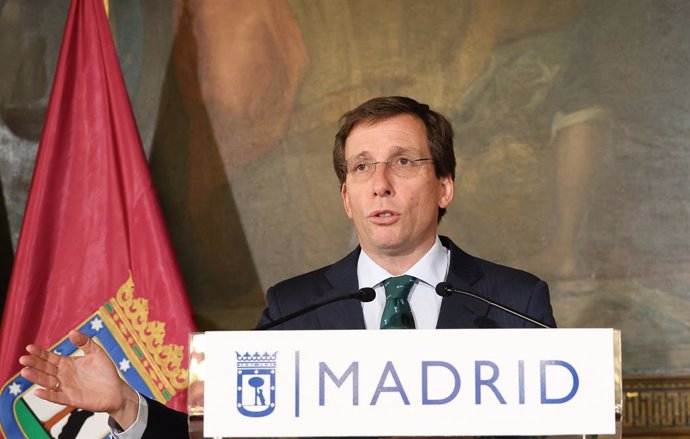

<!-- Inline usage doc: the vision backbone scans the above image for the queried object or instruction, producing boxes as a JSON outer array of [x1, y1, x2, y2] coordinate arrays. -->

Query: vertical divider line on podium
[[295, 351, 301, 418]]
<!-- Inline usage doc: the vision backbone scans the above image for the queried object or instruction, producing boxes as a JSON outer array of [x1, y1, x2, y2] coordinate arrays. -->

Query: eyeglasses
[[345, 156, 433, 181]]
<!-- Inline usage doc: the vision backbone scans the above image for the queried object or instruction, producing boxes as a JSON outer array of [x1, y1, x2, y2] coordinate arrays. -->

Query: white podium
[[187, 329, 622, 438]]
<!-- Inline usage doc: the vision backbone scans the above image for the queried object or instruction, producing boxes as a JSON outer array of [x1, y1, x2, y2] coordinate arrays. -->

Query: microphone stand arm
[[443, 286, 553, 329], [256, 295, 352, 330]]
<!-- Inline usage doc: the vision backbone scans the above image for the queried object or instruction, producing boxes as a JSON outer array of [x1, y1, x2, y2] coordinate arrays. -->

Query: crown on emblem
[[236, 351, 277, 369], [103, 273, 189, 401]]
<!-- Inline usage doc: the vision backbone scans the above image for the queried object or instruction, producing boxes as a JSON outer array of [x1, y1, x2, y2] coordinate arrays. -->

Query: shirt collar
[[357, 236, 449, 288]]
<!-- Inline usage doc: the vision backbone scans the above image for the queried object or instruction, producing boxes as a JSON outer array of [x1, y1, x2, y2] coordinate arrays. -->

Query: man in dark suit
[[19, 96, 554, 438], [259, 96, 553, 331]]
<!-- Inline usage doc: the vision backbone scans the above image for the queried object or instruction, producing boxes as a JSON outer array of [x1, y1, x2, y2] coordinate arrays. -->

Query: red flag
[[0, 0, 196, 437]]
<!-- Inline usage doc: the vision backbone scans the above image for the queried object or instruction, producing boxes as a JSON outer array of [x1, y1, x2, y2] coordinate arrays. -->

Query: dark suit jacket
[[141, 236, 555, 438], [258, 236, 555, 329]]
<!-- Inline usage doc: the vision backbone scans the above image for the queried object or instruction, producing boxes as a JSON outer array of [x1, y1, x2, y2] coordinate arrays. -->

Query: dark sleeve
[[525, 279, 557, 328], [141, 395, 189, 439], [255, 285, 281, 328]]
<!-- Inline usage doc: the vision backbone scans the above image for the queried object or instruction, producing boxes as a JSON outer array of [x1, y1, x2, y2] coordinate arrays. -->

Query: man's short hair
[[333, 96, 456, 221]]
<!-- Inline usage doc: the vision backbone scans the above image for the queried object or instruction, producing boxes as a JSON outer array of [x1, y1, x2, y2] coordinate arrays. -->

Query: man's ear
[[341, 183, 353, 218], [438, 175, 454, 209]]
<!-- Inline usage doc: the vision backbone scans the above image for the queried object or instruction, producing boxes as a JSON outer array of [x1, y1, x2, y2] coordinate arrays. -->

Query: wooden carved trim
[[623, 375, 690, 437]]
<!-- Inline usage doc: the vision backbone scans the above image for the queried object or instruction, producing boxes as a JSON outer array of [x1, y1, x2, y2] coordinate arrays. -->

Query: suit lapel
[[316, 247, 366, 329], [436, 237, 491, 328]]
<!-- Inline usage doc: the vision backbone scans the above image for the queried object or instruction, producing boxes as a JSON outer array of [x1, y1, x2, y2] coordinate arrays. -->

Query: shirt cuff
[[108, 392, 149, 439]]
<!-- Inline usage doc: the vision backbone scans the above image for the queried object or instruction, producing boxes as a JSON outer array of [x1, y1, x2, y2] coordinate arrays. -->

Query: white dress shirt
[[109, 392, 148, 439], [359, 236, 450, 329]]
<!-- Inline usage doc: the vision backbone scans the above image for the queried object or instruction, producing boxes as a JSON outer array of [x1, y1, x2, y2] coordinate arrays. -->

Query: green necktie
[[380, 275, 416, 329]]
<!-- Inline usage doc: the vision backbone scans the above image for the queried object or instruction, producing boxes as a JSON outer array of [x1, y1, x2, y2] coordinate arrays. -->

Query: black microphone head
[[435, 282, 453, 297], [358, 287, 376, 303]]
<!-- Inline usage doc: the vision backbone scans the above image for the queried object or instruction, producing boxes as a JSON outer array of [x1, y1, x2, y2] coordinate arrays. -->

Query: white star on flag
[[90, 317, 104, 331], [8, 382, 21, 396], [119, 358, 131, 372]]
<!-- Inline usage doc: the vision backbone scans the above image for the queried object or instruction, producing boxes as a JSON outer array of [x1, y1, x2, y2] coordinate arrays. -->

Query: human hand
[[19, 330, 140, 430]]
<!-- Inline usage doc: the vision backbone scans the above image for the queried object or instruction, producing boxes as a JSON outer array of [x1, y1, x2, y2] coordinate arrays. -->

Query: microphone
[[435, 282, 553, 329], [256, 288, 376, 330]]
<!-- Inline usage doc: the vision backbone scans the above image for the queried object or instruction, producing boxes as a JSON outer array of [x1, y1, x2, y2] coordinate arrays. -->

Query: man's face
[[341, 114, 454, 261]]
